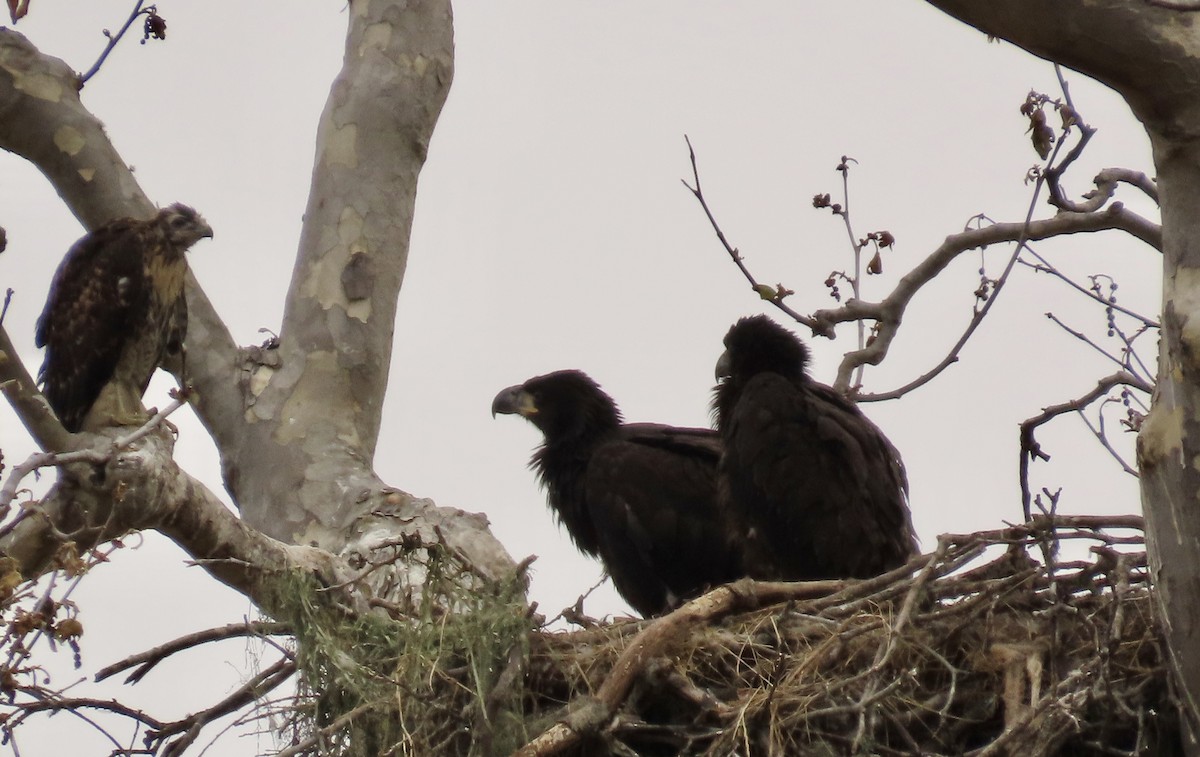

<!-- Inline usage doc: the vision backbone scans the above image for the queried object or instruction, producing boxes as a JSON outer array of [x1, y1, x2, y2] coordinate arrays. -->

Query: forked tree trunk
[[0, 0, 515, 606]]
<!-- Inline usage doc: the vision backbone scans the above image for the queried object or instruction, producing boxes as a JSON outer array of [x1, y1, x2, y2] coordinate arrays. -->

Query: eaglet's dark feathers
[[36, 203, 212, 433], [714, 315, 917, 581], [492, 370, 742, 617]]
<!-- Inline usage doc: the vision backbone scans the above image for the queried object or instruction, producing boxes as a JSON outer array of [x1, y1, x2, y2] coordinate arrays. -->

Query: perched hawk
[[492, 370, 743, 617], [713, 315, 917, 581], [35, 204, 213, 433]]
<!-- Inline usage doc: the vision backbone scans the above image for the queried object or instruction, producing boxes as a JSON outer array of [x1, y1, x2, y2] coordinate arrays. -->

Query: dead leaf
[[7, 0, 28, 24], [867, 251, 883, 275]]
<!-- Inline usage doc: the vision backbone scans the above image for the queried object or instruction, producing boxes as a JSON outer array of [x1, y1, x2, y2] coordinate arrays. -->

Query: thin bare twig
[[7, 688, 166, 735], [832, 156, 868, 387], [545, 572, 610, 629], [151, 657, 296, 756], [78, 1, 158, 86], [1111, 321, 1156, 383], [682, 136, 828, 336], [1017, 247, 1159, 329], [1075, 399, 1140, 477], [273, 701, 378, 757], [1044, 312, 1135, 374]]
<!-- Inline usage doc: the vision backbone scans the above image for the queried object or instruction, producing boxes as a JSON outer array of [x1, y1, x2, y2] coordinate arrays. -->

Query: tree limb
[[0, 322, 67, 452], [8, 689, 166, 734], [1052, 167, 1159, 213], [0, 428, 354, 610], [94, 620, 292, 684], [922, 1, 1200, 121], [1018, 248, 1160, 330], [1020, 371, 1152, 520]]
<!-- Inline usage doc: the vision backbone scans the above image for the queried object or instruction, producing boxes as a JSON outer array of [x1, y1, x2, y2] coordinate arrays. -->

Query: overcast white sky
[[0, 2, 1160, 753]]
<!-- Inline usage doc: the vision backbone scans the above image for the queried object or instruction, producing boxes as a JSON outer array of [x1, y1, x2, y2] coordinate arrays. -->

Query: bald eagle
[[492, 370, 742, 617], [714, 315, 917, 581], [35, 204, 213, 433]]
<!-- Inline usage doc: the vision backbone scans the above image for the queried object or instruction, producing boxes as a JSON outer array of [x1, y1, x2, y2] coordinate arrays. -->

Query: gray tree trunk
[[924, 1, 1200, 751]]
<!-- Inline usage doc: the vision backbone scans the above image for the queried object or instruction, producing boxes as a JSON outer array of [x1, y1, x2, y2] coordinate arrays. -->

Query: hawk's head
[[158, 203, 214, 248]]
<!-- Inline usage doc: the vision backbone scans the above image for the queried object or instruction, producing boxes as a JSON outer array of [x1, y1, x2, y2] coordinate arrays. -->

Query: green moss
[[268, 541, 530, 756]]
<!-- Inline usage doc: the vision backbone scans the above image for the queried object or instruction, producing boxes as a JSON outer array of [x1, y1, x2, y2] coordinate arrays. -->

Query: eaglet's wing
[[726, 374, 915, 581], [35, 220, 151, 432], [586, 424, 741, 616]]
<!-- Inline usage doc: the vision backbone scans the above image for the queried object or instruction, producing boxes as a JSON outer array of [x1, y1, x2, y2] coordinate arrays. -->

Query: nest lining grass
[[268, 516, 1172, 756]]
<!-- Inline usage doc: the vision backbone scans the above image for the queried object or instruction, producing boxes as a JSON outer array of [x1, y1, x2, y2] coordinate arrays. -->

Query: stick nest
[[517, 515, 1177, 756]]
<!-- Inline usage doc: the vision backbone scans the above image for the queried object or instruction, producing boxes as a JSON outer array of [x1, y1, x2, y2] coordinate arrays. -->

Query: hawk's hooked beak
[[491, 385, 538, 419], [195, 214, 214, 241], [715, 349, 732, 382]]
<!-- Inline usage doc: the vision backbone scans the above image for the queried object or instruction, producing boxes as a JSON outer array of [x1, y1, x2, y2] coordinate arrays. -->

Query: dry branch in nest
[[518, 515, 1174, 756]]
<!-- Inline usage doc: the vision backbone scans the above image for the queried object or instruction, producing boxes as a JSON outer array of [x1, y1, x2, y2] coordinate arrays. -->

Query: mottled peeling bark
[[228, 0, 468, 552], [1140, 137, 1200, 751]]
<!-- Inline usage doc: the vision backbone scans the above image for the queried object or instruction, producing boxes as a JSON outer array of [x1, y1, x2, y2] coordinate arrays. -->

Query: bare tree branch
[[0, 322, 67, 452], [94, 620, 292, 684], [78, 0, 161, 86], [150, 657, 296, 756], [688, 123, 1159, 400], [1076, 400, 1140, 477], [1017, 248, 1160, 329], [1053, 167, 1159, 212], [0, 428, 354, 609], [7, 689, 166, 736], [1044, 313, 1135, 374], [822, 203, 1161, 397], [1019, 371, 1151, 520]]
